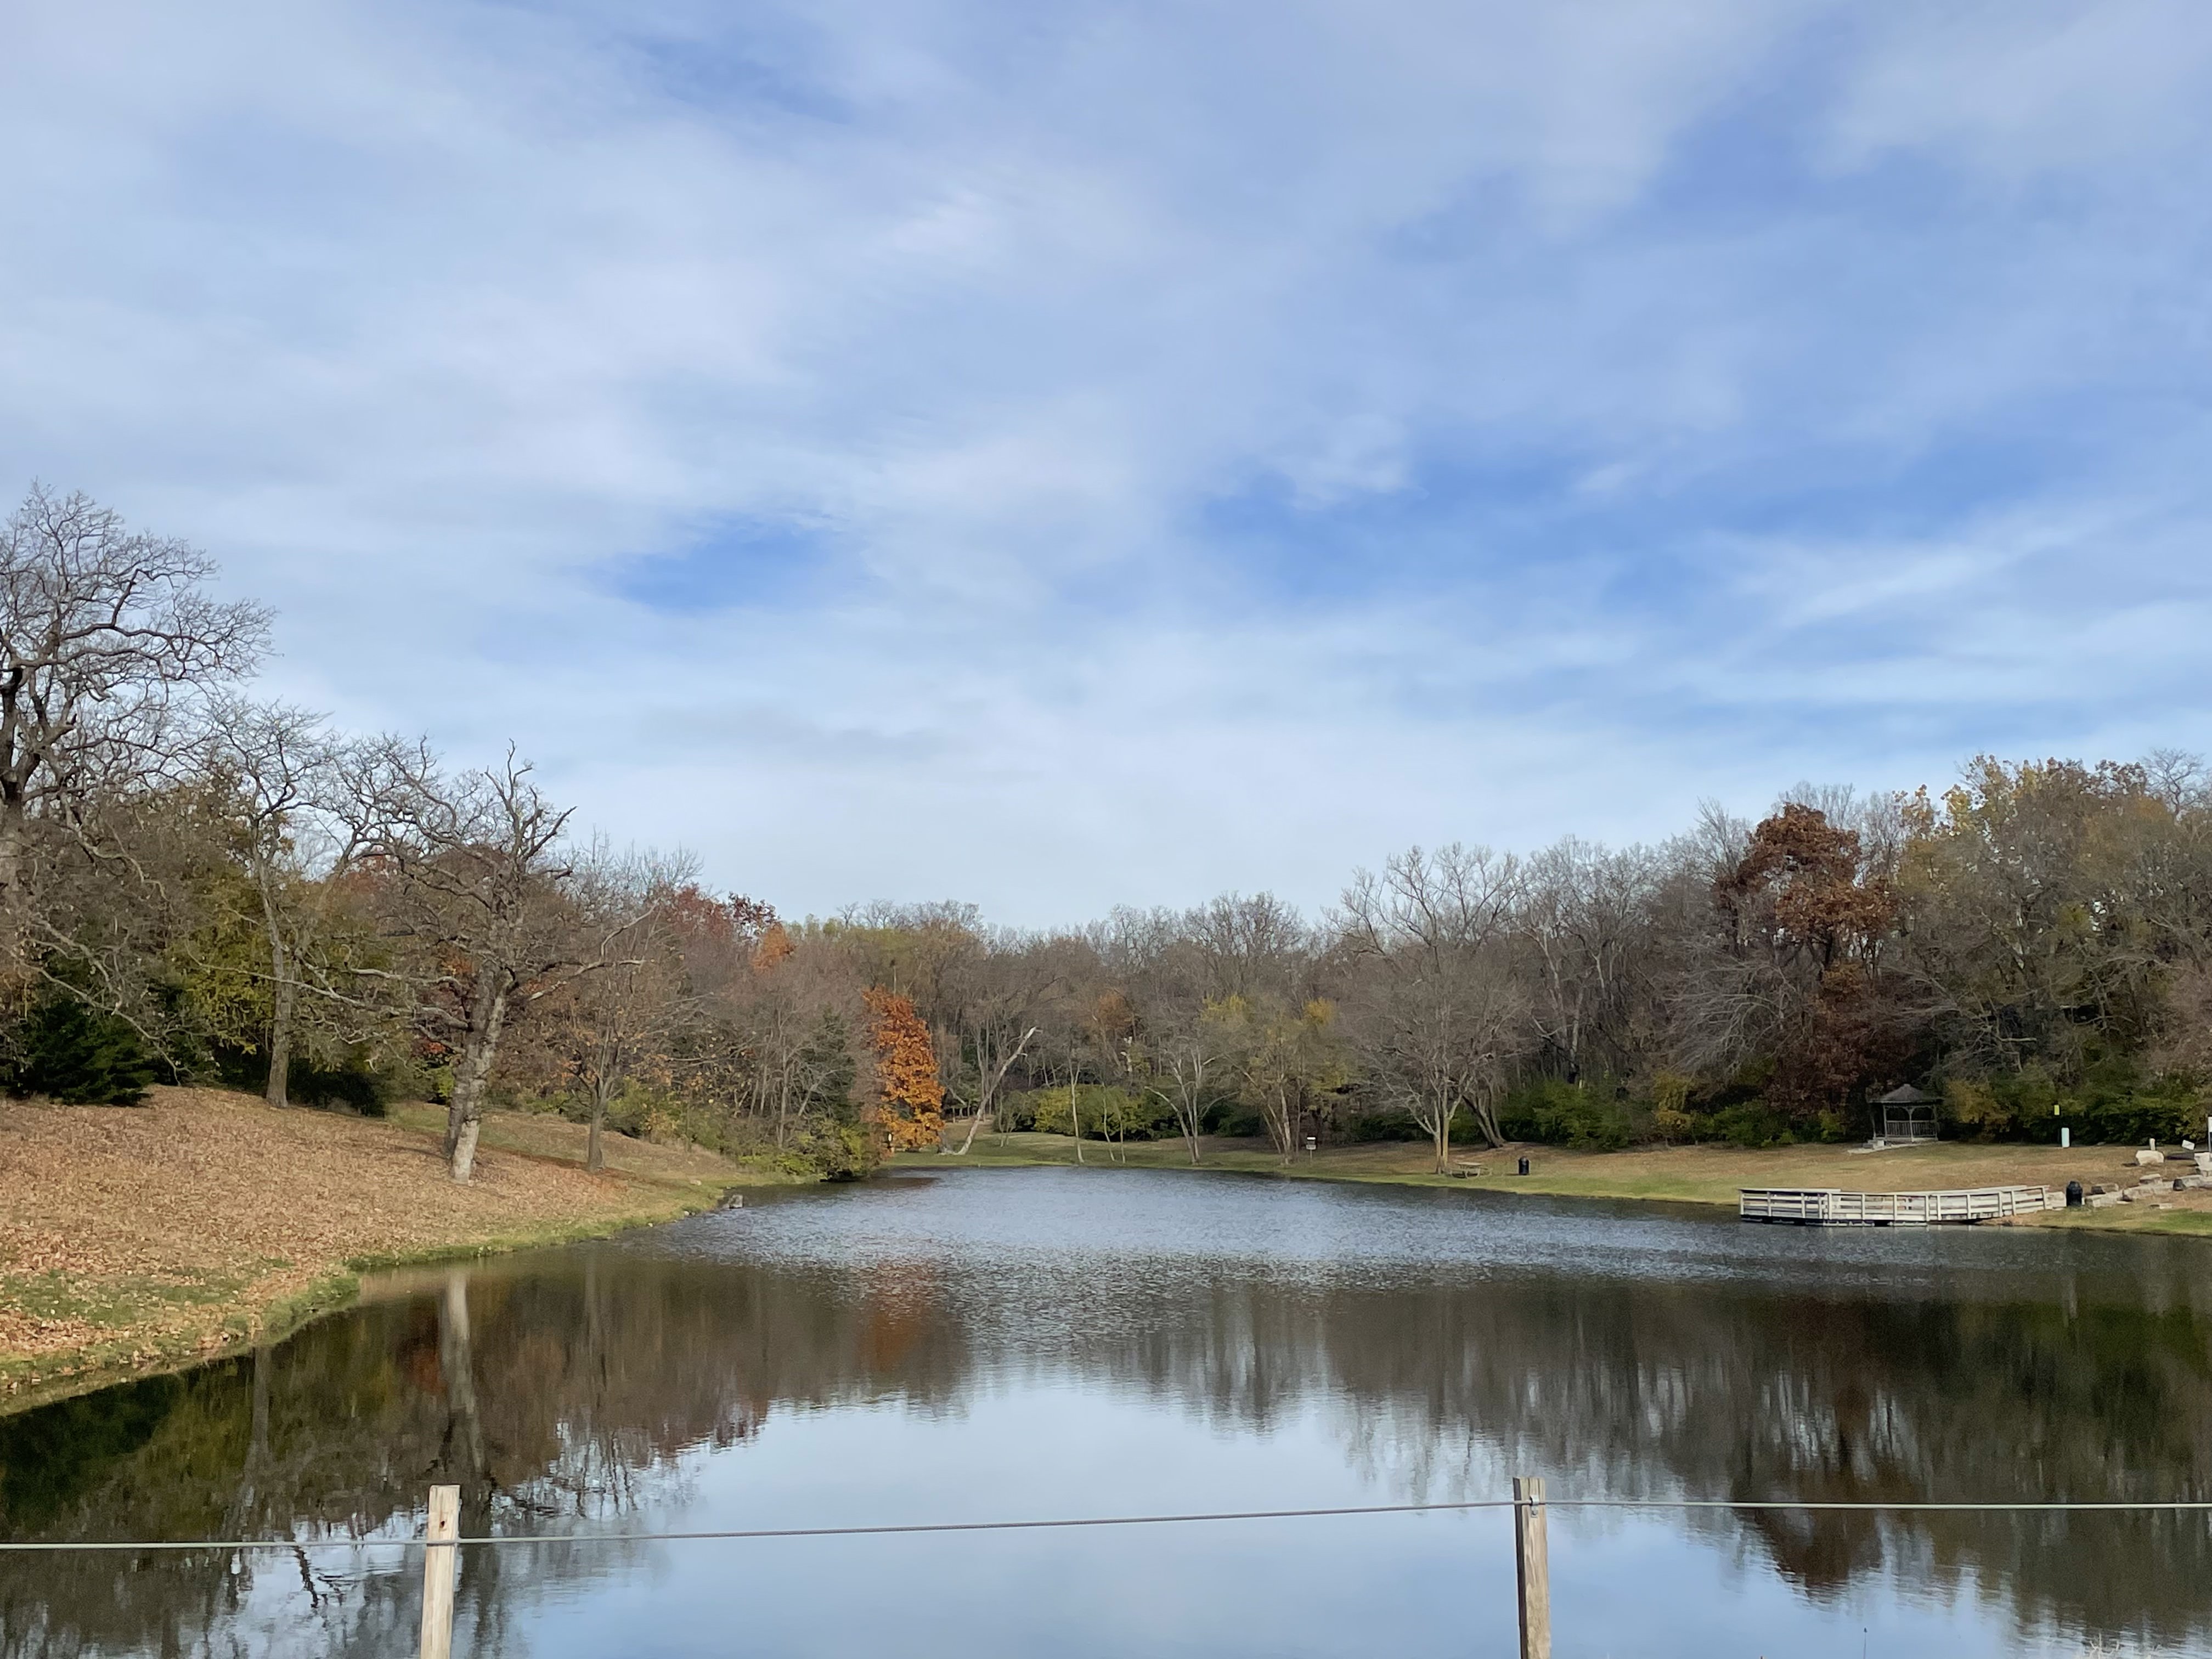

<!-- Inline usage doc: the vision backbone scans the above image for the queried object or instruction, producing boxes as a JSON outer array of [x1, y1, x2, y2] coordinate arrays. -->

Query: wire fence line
[[8, 1494, 2212, 1554]]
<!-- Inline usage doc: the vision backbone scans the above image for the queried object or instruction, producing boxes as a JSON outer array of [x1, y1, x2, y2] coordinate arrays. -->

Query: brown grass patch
[[0, 1085, 760, 1405]]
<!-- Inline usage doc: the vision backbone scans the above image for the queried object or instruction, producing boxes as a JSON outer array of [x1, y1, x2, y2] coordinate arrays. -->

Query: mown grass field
[[0, 1086, 781, 1411], [899, 1128, 2212, 1234]]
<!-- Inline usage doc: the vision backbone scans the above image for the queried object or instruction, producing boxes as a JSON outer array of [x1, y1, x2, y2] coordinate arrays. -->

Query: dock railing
[[1739, 1185, 2058, 1223]]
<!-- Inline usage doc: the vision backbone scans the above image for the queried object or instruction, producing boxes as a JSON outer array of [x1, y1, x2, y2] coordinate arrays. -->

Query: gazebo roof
[[1878, 1084, 1935, 1105]]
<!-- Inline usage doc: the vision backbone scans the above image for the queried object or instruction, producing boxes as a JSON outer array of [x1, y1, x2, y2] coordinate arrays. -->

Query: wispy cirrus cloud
[[2, 0, 2208, 922]]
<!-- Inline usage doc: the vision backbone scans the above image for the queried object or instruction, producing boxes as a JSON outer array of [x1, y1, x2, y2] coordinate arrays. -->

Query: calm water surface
[[7, 1167, 2212, 1657]]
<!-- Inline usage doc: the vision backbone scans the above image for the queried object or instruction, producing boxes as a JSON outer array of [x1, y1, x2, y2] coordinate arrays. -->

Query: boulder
[[2137, 1148, 2166, 1166]]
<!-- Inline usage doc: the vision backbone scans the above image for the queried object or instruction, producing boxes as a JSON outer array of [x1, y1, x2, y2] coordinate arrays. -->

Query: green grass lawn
[[898, 1130, 2212, 1235]]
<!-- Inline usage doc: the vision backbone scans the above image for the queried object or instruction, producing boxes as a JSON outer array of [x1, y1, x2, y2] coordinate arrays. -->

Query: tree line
[[8, 483, 2212, 1178]]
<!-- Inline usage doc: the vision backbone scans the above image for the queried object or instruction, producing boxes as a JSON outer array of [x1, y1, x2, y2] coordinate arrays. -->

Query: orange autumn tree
[[864, 986, 945, 1150], [751, 919, 795, 971]]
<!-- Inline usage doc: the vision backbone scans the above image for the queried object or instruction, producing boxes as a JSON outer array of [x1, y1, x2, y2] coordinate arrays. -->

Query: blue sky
[[4, 0, 2209, 923]]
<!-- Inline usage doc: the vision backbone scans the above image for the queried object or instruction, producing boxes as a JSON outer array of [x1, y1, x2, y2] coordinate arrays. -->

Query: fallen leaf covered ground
[[0, 1086, 758, 1405]]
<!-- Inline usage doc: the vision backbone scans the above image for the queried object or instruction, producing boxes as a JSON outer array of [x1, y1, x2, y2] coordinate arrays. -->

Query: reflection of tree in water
[[7, 1230, 2212, 1654], [1072, 1271, 2212, 1649], [0, 1259, 768, 1657]]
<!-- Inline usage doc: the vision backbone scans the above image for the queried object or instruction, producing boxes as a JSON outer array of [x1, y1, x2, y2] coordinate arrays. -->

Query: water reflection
[[6, 1167, 2212, 1656]]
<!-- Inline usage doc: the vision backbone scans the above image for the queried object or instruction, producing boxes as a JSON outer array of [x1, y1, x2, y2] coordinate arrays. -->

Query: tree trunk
[[0, 793, 27, 941], [956, 1101, 991, 1154], [953, 1032, 996, 1155], [955, 1025, 1034, 1154], [587, 1065, 616, 1173], [1170, 1078, 1204, 1165], [264, 944, 296, 1110], [446, 981, 509, 1183], [1470, 1088, 1507, 1149], [1267, 1082, 1294, 1163]]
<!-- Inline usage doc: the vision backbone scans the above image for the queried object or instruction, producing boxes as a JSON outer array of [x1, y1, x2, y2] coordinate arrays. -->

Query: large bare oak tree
[[0, 487, 267, 931]]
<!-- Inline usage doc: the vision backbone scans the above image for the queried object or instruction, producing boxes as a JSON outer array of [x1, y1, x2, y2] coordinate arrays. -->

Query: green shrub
[[1957, 1055, 2206, 1145], [1495, 1080, 1636, 1150], [1343, 1106, 1424, 1142], [1807, 1109, 1852, 1142], [200, 1039, 394, 1116], [800, 1120, 877, 1181], [1943, 1077, 2015, 1139], [2064, 1085, 2197, 1146], [1700, 1102, 1798, 1148], [1205, 1098, 1264, 1138], [9, 992, 157, 1105], [286, 1051, 392, 1116], [994, 1088, 1040, 1132], [1029, 1084, 1173, 1139]]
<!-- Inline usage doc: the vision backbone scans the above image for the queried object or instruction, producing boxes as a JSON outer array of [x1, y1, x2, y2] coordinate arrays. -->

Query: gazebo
[[1877, 1084, 1938, 1144]]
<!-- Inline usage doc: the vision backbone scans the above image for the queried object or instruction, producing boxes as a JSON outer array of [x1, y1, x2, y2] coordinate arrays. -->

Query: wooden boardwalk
[[1739, 1186, 2059, 1225]]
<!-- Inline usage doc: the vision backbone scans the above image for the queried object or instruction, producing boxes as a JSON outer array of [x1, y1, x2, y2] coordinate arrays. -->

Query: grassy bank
[[0, 1086, 786, 1412], [898, 1130, 2212, 1236]]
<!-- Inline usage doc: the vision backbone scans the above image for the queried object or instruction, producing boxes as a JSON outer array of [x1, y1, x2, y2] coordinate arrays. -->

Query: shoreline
[[0, 1088, 789, 1417], [1, 1206, 715, 1419], [19, 1106, 2207, 1418], [894, 1130, 2212, 1238]]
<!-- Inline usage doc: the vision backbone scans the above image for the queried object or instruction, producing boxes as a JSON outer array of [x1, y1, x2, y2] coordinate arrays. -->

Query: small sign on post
[[419, 1484, 460, 1659], [1514, 1474, 1550, 1659]]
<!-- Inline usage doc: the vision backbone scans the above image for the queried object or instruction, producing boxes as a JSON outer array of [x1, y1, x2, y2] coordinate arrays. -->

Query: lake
[[5, 1166, 2212, 1657]]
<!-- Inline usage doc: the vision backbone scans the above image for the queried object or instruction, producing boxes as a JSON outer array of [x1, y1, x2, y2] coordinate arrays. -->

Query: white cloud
[[1826, 0, 2212, 178], [1, 0, 2208, 922]]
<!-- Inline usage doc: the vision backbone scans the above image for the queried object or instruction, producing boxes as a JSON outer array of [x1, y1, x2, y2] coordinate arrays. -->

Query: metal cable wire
[[6, 1495, 2212, 1553]]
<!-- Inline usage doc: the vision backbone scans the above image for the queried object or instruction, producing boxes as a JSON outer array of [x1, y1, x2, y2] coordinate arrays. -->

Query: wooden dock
[[1738, 1186, 2059, 1225]]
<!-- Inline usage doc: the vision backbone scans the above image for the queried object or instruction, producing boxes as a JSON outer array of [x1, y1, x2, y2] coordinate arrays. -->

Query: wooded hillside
[[6, 484, 2210, 1175]]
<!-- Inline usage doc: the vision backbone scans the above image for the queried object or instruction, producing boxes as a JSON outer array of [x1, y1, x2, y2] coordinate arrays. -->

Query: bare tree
[[943, 935, 1052, 1154], [0, 486, 267, 929], [1209, 993, 1342, 1162], [718, 932, 868, 1153], [366, 746, 624, 1182], [562, 844, 696, 1172], [1136, 1003, 1230, 1165], [952, 1011, 1039, 1153], [1183, 891, 1309, 1001], [1515, 838, 1657, 1084], [196, 699, 392, 1108], [1336, 845, 1530, 1166]]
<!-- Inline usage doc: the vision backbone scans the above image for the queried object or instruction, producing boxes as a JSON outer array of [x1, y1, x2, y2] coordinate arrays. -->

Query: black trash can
[[2066, 1180, 2083, 1208], [1517, 1155, 1531, 1176]]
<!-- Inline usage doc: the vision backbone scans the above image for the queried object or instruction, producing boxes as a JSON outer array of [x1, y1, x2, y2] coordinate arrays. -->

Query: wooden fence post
[[419, 1484, 460, 1659], [1513, 1475, 1550, 1659]]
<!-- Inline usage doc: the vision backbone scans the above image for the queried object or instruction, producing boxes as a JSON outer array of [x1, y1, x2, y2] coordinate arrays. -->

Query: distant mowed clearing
[[914, 1129, 2212, 1234]]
